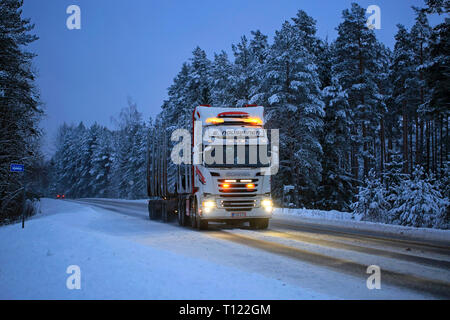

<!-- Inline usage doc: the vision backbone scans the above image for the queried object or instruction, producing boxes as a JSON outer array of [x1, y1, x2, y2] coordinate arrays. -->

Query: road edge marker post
[[10, 163, 25, 228]]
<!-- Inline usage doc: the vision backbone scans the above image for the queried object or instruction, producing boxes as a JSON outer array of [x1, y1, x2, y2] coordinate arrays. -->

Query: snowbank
[[273, 208, 450, 244], [0, 198, 329, 299]]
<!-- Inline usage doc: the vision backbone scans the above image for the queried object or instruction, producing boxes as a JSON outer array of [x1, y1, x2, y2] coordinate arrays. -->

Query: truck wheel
[[178, 199, 186, 226], [148, 201, 155, 220], [196, 218, 208, 230], [190, 201, 196, 228]]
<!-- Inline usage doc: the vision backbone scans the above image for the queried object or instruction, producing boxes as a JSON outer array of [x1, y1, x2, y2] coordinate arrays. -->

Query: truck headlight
[[202, 200, 216, 213], [261, 199, 273, 212]]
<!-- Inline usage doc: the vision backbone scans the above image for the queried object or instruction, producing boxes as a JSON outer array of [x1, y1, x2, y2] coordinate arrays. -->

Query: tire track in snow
[[258, 229, 450, 269], [69, 198, 450, 298], [207, 230, 450, 299], [271, 220, 450, 256]]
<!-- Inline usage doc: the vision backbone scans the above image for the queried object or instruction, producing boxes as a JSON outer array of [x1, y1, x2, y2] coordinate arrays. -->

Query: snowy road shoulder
[[273, 208, 450, 244], [0, 198, 329, 299]]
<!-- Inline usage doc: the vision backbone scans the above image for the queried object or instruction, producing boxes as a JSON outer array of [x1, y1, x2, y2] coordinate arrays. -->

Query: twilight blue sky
[[21, 0, 441, 156]]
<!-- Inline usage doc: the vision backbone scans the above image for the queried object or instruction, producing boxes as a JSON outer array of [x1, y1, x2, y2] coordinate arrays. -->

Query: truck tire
[[196, 217, 208, 230], [178, 199, 186, 226], [190, 200, 197, 228], [162, 201, 168, 223], [148, 201, 155, 220], [192, 200, 208, 230]]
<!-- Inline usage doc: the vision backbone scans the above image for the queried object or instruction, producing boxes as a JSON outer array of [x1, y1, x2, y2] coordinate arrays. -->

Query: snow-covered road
[[1, 198, 449, 299]]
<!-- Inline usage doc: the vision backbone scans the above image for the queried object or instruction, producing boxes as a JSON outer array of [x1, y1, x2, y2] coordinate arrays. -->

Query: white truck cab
[[148, 105, 273, 230], [189, 105, 273, 229]]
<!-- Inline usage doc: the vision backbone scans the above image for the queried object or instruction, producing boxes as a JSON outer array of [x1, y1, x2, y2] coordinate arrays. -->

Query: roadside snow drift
[[0, 198, 328, 299]]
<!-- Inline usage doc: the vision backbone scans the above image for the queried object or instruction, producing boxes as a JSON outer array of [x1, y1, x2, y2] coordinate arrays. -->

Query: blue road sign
[[10, 164, 24, 172]]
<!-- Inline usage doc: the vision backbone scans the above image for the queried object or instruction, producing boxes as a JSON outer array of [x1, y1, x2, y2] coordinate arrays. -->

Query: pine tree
[[332, 3, 382, 180], [316, 39, 332, 89], [351, 169, 389, 223], [390, 24, 416, 174], [264, 18, 324, 206], [111, 100, 147, 199], [318, 79, 354, 210], [389, 166, 448, 228], [187, 46, 211, 106], [0, 0, 41, 221], [422, 2, 449, 176], [89, 125, 113, 197], [210, 51, 234, 108], [231, 36, 253, 107], [247, 30, 270, 105]]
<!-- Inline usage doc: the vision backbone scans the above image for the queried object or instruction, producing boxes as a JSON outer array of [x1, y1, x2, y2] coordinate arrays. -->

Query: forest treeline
[[1, 1, 448, 227]]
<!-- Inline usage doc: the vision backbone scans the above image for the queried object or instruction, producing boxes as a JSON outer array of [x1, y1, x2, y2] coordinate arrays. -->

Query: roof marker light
[[206, 117, 224, 124], [217, 111, 249, 118], [243, 117, 263, 125]]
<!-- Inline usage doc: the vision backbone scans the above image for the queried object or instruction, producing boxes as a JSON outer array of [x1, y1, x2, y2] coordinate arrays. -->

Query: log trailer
[[146, 105, 273, 230]]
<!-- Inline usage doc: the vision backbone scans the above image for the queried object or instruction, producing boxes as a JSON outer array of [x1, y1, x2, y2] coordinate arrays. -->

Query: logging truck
[[146, 105, 274, 230]]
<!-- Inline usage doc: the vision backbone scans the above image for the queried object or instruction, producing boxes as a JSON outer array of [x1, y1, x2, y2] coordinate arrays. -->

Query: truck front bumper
[[198, 198, 273, 221]]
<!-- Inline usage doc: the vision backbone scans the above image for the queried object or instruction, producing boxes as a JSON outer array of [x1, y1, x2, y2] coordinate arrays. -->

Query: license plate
[[231, 212, 246, 217]]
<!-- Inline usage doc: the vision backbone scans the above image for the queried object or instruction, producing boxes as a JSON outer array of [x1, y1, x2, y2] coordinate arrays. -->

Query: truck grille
[[220, 199, 256, 212]]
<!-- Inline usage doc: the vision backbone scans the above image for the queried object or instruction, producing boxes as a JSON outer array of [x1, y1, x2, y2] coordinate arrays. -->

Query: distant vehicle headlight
[[261, 199, 273, 212], [202, 200, 216, 213]]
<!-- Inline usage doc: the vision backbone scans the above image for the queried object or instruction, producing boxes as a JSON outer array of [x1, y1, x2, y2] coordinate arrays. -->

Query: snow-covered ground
[[1, 198, 449, 300], [0, 199, 327, 299], [273, 207, 450, 243]]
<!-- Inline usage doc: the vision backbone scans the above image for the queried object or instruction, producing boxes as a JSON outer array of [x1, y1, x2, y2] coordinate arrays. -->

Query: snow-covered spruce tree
[[249, 30, 269, 66], [210, 51, 234, 108], [331, 3, 382, 180], [231, 35, 253, 107], [317, 78, 354, 211], [247, 30, 270, 105], [422, 3, 449, 176], [88, 125, 113, 197], [159, 47, 212, 193], [389, 166, 449, 228], [111, 100, 147, 199], [389, 24, 416, 174], [382, 153, 408, 207], [230, 31, 270, 107], [316, 39, 332, 90], [409, 8, 432, 172], [351, 169, 389, 223], [53, 123, 88, 198], [162, 47, 212, 130], [264, 18, 324, 207], [163, 62, 192, 131], [187, 46, 212, 107], [0, 0, 42, 221], [77, 123, 99, 197]]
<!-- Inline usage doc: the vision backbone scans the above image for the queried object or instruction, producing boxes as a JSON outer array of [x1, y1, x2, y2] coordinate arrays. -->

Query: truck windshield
[[203, 144, 271, 168]]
